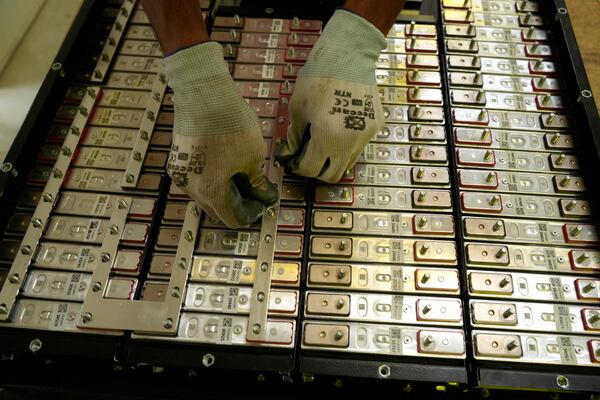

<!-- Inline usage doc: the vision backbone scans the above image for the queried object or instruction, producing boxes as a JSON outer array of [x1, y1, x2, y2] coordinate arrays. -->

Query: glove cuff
[[163, 41, 230, 89], [300, 9, 386, 84]]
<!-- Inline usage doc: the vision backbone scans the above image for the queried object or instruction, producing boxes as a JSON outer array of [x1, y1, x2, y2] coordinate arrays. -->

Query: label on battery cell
[[553, 305, 573, 332], [76, 246, 93, 270], [391, 266, 404, 292], [85, 219, 102, 242], [549, 277, 565, 301], [66, 273, 84, 297], [390, 239, 404, 263], [258, 82, 270, 98], [91, 195, 110, 216], [557, 336, 577, 365], [217, 316, 234, 344], [234, 232, 251, 256], [227, 260, 243, 284], [223, 287, 239, 313], [389, 327, 403, 354], [264, 49, 276, 63], [262, 65, 275, 79], [48, 302, 72, 331], [391, 295, 403, 320]]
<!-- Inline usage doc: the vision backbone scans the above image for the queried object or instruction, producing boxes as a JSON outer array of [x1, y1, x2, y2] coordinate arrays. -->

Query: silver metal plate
[[342, 164, 450, 188], [465, 242, 600, 274], [313, 185, 452, 212], [311, 210, 454, 237], [302, 321, 465, 358], [468, 270, 600, 304], [456, 148, 580, 172], [470, 299, 599, 334], [463, 216, 600, 246], [132, 314, 296, 347], [473, 330, 600, 367], [306, 263, 460, 294], [310, 235, 457, 265], [305, 291, 462, 325]]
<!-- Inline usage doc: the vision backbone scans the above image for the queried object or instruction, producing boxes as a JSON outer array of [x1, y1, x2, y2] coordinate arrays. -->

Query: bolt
[[9, 274, 20, 284], [92, 282, 102, 292], [163, 318, 173, 329], [422, 304, 432, 314], [556, 375, 569, 389], [414, 145, 424, 158], [485, 172, 495, 183], [424, 335, 434, 346], [171, 287, 181, 298], [133, 151, 142, 161], [340, 213, 348, 224], [109, 224, 120, 235], [52, 168, 63, 179], [503, 308, 514, 319], [337, 269, 346, 279], [20, 245, 32, 255], [589, 313, 600, 324], [185, 231, 194, 242], [413, 124, 422, 136], [140, 130, 149, 141], [492, 220, 504, 232], [264, 234, 272, 244], [118, 199, 128, 209], [418, 216, 428, 228], [495, 247, 507, 259], [336, 299, 345, 309], [126, 174, 135, 183], [417, 191, 426, 202], [146, 110, 155, 121], [61, 147, 72, 156], [257, 292, 265, 302], [582, 282, 596, 293], [421, 273, 431, 283], [507, 339, 519, 351], [576, 253, 589, 264], [252, 324, 261, 334], [266, 208, 275, 217], [78, 106, 88, 116], [489, 195, 500, 206], [483, 149, 493, 161], [499, 277, 511, 288], [82, 312, 93, 323], [334, 330, 344, 341], [570, 225, 583, 237], [101, 253, 111, 263], [31, 218, 43, 228], [559, 175, 571, 187], [565, 200, 577, 211], [546, 112, 556, 124], [0, 304, 8, 314], [416, 167, 425, 179], [29, 339, 43, 353], [260, 262, 268, 272], [419, 244, 429, 255], [478, 109, 487, 121], [481, 129, 491, 140], [338, 240, 346, 251], [51, 62, 62, 71]]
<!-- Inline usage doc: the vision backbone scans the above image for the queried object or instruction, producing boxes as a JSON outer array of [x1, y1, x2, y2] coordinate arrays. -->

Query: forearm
[[141, 0, 209, 55], [343, 0, 406, 35]]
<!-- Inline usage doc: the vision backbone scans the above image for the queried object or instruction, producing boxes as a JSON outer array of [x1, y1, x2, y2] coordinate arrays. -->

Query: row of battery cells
[[0, 0, 188, 336], [442, 0, 600, 368], [299, 22, 466, 360], [131, 14, 325, 348]]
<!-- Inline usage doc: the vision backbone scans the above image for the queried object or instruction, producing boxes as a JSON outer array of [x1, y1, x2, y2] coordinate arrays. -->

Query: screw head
[[163, 318, 174, 329], [82, 312, 93, 323], [556, 375, 569, 389], [9, 274, 20, 284]]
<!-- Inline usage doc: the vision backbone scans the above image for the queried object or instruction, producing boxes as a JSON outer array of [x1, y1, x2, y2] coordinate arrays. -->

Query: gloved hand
[[163, 42, 277, 228], [276, 9, 387, 182]]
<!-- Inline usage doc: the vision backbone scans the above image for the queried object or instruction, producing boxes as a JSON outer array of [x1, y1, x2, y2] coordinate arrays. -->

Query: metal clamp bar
[[121, 72, 167, 188], [246, 97, 287, 342], [90, 0, 135, 82], [0, 87, 100, 320], [78, 202, 201, 333]]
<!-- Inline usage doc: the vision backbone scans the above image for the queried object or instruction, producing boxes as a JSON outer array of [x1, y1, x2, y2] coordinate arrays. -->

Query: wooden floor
[[565, 0, 600, 114]]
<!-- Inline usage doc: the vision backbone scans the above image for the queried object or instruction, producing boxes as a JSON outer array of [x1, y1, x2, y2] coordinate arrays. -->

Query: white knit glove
[[276, 10, 387, 182], [163, 42, 277, 228]]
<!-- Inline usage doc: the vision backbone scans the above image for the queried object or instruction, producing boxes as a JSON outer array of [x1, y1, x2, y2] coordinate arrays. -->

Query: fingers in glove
[[234, 169, 278, 205], [227, 179, 265, 228], [317, 156, 347, 183]]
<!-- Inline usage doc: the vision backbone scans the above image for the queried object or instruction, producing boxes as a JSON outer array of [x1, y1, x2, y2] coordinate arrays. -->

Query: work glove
[[163, 42, 277, 228], [276, 9, 387, 182]]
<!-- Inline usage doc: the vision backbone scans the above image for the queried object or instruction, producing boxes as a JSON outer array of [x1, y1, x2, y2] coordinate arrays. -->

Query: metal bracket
[[246, 97, 288, 342], [90, 0, 135, 82], [78, 202, 201, 333], [0, 87, 100, 320], [121, 71, 167, 188]]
